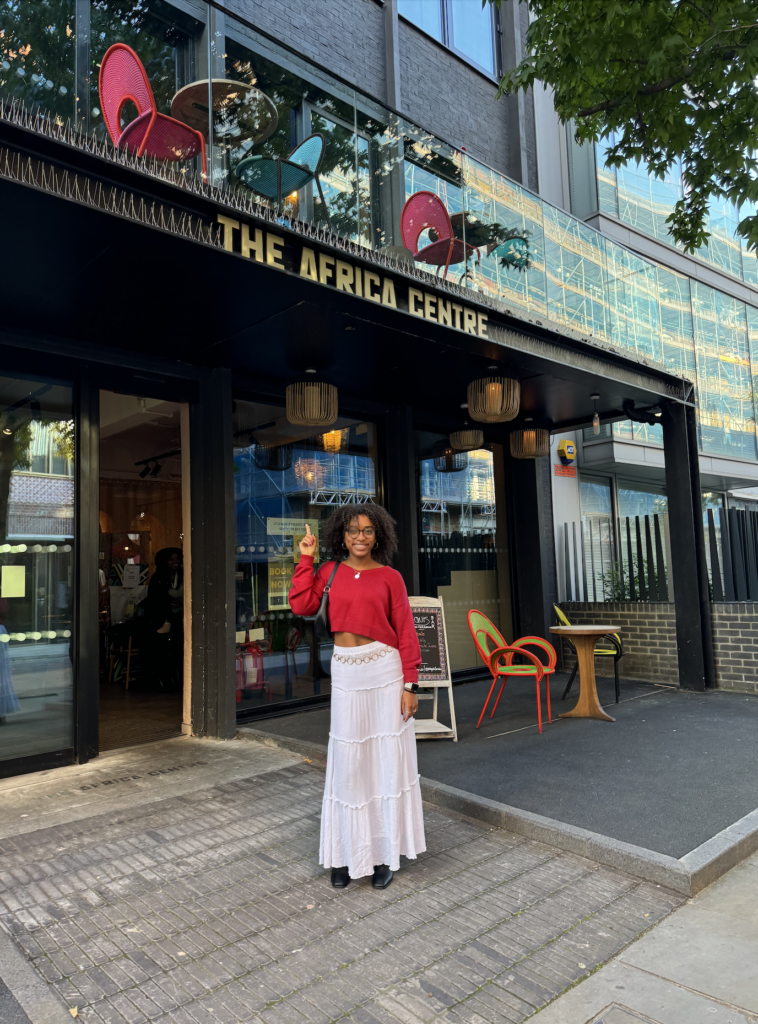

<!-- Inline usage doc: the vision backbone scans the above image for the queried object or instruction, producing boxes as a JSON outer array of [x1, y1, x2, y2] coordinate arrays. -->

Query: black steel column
[[189, 368, 236, 739], [509, 450, 557, 638], [75, 368, 99, 763], [662, 402, 714, 690], [384, 405, 420, 595]]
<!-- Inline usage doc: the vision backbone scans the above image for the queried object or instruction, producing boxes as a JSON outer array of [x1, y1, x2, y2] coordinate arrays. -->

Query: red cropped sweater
[[288, 556, 421, 683]]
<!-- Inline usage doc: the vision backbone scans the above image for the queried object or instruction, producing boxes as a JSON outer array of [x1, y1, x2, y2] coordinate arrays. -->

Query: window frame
[[398, 0, 502, 81]]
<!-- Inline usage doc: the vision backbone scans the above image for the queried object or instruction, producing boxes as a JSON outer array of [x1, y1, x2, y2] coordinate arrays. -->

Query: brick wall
[[711, 603, 758, 695], [558, 603, 679, 685], [398, 20, 511, 173], [220, 0, 387, 100]]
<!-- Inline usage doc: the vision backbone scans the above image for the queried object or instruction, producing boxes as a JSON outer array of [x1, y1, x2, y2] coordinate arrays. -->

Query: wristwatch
[[403, 682, 419, 694]]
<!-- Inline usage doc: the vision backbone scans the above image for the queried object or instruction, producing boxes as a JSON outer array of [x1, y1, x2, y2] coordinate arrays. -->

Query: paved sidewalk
[[530, 848, 758, 1023], [0, 736, 684, 1024]]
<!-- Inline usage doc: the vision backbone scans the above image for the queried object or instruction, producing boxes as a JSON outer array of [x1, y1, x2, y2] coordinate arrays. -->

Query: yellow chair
[[553, 605, 624, 704]]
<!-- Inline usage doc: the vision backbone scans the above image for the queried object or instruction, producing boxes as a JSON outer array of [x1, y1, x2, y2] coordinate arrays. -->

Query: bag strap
[[322, 560, 340, 594]]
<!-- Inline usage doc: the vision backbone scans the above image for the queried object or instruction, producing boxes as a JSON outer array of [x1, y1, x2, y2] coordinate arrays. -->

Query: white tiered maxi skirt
[[320, 641, 426, 879]]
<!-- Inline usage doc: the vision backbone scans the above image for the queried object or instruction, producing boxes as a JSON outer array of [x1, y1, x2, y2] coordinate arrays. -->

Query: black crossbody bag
[[313, 561, 340, 640]]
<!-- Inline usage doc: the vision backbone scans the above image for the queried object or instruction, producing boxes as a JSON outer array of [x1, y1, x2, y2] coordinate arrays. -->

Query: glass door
[[232, 399, 378, 715], [416, 432, 512, 674]]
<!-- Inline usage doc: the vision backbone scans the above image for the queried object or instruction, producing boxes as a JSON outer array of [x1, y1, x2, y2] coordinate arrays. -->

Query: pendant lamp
[[468, 370, 520, 423], [253, 443, 292, 471], [294, 457, 326, 488], [449, 421, 483, 451], [319, 427, 350, 453], [433, 441, 468, 473], [286, 369, 338, 427], [510, 427, 549, 459]]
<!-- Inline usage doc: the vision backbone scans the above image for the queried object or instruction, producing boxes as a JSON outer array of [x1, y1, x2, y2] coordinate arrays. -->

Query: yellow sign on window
[[1, 565, 25, 598]]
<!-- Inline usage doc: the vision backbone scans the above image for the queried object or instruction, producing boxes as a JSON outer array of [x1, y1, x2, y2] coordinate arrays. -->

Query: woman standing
[[289, 505, 425, 890]]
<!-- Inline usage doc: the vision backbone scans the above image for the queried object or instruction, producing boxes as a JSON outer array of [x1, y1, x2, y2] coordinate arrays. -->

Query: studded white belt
[[332, 646, 392, 665]]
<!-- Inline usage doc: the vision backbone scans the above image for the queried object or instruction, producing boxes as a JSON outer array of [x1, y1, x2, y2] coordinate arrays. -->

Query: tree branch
[[577, 76, 689, 117]]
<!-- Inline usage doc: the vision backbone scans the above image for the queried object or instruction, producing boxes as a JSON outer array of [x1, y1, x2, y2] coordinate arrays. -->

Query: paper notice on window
[[1, 565, 25, 598], [266, 517, 319, 563]]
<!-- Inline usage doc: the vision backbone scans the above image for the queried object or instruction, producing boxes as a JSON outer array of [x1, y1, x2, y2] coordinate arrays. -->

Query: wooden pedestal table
[[549, 625, 620, 722]]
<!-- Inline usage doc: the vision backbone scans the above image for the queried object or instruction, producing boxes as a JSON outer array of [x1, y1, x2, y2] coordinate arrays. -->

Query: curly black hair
[[322, 503, 398, 565]]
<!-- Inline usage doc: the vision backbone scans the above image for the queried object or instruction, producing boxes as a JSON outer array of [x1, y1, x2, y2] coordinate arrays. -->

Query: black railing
[[705, 507, 758, 602], [562, 514, 670, 602]]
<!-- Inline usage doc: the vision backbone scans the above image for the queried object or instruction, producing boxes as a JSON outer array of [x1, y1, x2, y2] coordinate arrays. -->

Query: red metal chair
[[98, 44, 207, 177], [467, 609, 554, 734], [401, 191, 479, 280]]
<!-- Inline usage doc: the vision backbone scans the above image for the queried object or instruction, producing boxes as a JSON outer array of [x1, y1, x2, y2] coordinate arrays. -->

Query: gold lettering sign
[[217, 217, 489, 337]]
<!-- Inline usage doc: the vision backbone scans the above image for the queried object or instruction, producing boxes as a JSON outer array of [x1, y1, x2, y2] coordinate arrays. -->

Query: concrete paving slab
[[0, 735, 300, 839], [619, 904, 758, 1011], [529, 961, 754, 1024]]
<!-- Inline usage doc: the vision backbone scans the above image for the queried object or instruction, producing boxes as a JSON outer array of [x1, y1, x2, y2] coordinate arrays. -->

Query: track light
[[150, 461, 162, 476], [139, 464, 151, 478], [590, 393, 600, 435]]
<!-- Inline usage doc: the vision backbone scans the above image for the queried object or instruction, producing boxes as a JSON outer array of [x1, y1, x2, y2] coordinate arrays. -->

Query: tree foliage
[[488, 1, 758, 254]]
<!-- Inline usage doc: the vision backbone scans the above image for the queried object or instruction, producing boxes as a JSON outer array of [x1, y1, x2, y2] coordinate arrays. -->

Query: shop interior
[[98, 390, 185, 751]]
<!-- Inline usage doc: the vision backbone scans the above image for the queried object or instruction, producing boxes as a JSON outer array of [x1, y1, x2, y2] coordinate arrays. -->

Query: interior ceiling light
[[510, 427, 550, 459], [468, 368, 520, 423], [150, 461, 162, 476], [294, 457, 326, 488], [286, 370, 338, 427], [139, 464, 151, 479], [433, 441, 468, 473], [449, 421, 483, 452], [591, 393, 600, 435], [319, 428, 350, 454]]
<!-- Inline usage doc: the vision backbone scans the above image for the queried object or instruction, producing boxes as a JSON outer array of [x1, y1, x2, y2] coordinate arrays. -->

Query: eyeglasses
[[346, 527, 375, 538]]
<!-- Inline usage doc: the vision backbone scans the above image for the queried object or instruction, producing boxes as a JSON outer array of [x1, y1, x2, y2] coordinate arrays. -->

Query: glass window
[[580, 477, 614, 601], [398, 0, 496, 75], [0, 376, 74, 764], [450, 0, 495, 74], [616, 481, 669, 602], [398, 0, 443, 40], [232, 400, 378, 714], [416, 434, 511, 673]]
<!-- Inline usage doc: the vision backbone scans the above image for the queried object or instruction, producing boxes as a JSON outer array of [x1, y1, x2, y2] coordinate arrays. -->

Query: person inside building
[[141, 547, 184, 691], [288, 505, 425, 890]]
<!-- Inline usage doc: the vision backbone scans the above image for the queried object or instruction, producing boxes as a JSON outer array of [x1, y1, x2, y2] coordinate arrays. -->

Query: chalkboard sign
[[409, 597, 451, 685]]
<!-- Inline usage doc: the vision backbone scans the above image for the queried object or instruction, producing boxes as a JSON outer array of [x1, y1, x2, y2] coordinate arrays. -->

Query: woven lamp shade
[[253, 443, 293, 471], [286, 380, 338, 426], [319, 427, 350, 453], [449, 427, 483, 451], [433, 442, 468, 473], [468, 376, 520, 423], [510, 428, 550, 459]]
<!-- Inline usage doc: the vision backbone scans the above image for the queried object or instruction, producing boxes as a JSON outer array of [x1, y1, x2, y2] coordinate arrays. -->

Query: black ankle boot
[[331, 866, 350, 888], [372, 864, 393, 889]]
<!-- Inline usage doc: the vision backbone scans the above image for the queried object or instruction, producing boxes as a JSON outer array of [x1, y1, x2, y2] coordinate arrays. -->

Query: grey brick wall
[[398, 19, 510, 172], [219, 0, 387, 101], [558, 603, 679, 685], [711, 603, 758, 694]]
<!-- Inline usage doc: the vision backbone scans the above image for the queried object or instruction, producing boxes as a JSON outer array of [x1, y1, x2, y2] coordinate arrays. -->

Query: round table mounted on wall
[[549, 625, 620, 723], [170, 80, 279, 146]]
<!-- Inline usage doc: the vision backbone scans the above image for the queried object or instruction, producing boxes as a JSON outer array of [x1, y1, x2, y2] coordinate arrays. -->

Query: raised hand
[[299, 522, 317, 556]]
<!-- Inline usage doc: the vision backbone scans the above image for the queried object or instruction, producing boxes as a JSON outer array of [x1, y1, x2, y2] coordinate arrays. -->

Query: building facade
[[0, 0, 718, 779]]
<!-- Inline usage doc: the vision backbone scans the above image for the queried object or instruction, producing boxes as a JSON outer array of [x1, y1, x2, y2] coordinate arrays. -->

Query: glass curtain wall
[[0, 376, 74, 764], [416, 435, 511, 673], [232, 399, 378, 714], [596, 139, 757, 287]]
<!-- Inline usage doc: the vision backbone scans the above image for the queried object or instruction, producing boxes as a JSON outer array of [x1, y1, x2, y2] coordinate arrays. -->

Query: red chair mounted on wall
[[401, 191, 479, 280], [98, 44, 207, 177], [467, 609, 557, 734]]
